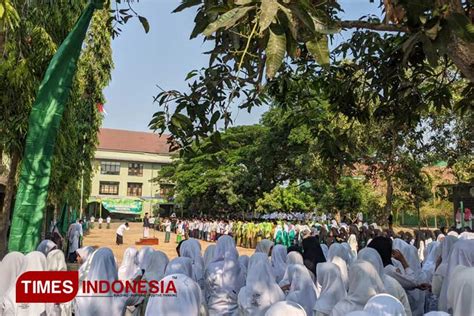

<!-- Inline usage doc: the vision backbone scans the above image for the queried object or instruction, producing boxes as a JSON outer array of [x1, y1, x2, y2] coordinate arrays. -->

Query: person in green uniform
[[274, 222, 284, 245], [288, 224, 296, 246]]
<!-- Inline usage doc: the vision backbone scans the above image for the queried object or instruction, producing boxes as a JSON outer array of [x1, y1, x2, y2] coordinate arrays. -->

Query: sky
[[102, 0, 381, 132]]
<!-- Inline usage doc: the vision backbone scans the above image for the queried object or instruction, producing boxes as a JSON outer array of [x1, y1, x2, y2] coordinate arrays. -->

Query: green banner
[[8, 1, 102, 253], [102, 198, 143, 215]]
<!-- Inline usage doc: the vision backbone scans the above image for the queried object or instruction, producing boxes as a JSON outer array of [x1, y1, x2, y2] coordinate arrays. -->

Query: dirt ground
[[83, 222, 254, 264]]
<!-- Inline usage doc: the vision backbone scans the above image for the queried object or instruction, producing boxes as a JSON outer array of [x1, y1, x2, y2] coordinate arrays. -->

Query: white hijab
[[271, 245, 287, 284], [238, 253, 285, 316], [331, 260, 385, 316], [238, 255, 250, 276], [145, 274, 202, 316], [328, 243, 352, 266], [118, 247, 141, 280], [278, 252, 304, 287], [255, 239, 274, 256], [142, 250, 169, 282], [36, 240, 57, 256], [2, 251, 47, 316], [458, 231, 474, 240], [203, 245, 216, 268], [264, 301, 307, 316], [446, 266, 474, 316], [76, 246, 94, 263], [363, 293, 406, 316], [421, 241, 440, 281], [435, 236, 459, 310], [137, 246, 154, 271], [165, 257, 193, 278], [348, 234, 358, 257], [331, 256, 349, 291], [320, 244, 329, 260], [47, 249, 67, 271], [285, 264, 319, 316], [180, 239, 205, 287], [314, 262, 346, 315], [0, 252, 25, 306]]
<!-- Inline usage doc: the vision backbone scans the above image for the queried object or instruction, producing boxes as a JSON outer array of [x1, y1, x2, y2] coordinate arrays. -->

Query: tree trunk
[[0, 149, 20, 257], [384, 173, 393, 223], [447, 35, 474, 82]]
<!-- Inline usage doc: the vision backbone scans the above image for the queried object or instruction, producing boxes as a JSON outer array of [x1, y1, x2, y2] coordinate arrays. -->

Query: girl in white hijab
[[265, 301, 307, 316], [331, 256, 349, 291], [363, 293, 406, 316], [432, 236, 458, 298], [327, 243, 352, 266], [314, 262, 346, 316], [331, 260, 385, 316], [446, 266, 474, 316], [74, 248, 141, 316], [142, 250, 169, 282], [357, 248, 412, 316], [271, 245, 287, 284], [0, 252, 25, 306], [2, 251, 47, 316], [255, 239, 274, 256], [165, 257, 194, 278], [320, 244, 329, 260], [205, 235, 245, 316], [278, 252, 304, 287], [137, 246, 154, 272], [37, 240, 57, 256], [238, 255, 250, 276], [118, 247, 141, 281], [285, 264, 319, 316], [348, 235, 358, 258], [203, 245, 216, 269], [180, 239, 205, 288], [238, 253, 285, 316], [46, 250, 71, 316], [145, 274, 204, 316], [439, 239, 474, 312]]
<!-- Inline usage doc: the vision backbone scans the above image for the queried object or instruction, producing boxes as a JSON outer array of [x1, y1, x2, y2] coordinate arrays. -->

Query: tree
[[256, 184, 316, 214]]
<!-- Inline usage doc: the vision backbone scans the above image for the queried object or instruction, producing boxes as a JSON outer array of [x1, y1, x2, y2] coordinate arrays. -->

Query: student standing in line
[[116, 222, 129, 245]]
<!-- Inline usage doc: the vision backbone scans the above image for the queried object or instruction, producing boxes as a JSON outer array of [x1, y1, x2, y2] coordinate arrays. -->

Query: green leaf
[[312, 16, 340, 34], [203, 6, 254, 37], [185, 70, 198, 80], [173, 0, 201, 13], [138, 16, 150, 33], [265, 25, 287, 78], [0, 4, 5, 18], [259, 0, 279, 33], [306, 36, 329, 66], [210, 111, 221, 126]]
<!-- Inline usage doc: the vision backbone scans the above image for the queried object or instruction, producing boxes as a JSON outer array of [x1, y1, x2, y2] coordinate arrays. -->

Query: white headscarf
[[255, 239, 274, 256], [137, 246, 154, 270], [320, 244, 329, 260], [447, 266, 474, 316], [458, 231, 474, 240], [145, 274, 202, 316], [165, 257, 193, 278], [76, 246, 94, 263], [203, 245, 216, 268], [441, 239, 474, 312], [348, 234, 358, 257], [264, 301, 307, 316], [118, 247, 141, 280], [435, 236, 460, 310], [314, 262, 346, 315], [285, 264, 319, 316], [271, 245, 287, 284], [142, 250, 169, 282], [278, 252, 304, 287], [238, 255, 250, 276], [328, 243, 352, 266], [2, 251, 47, 316], [180, 239, 205, 287], [36, 239, 57, 256], [0, 252, 25, 306], [421, 241, 440, 282], [47, 249, 67, 271], [331, 256, 349, 291], [363, 293, 406, 316], [331, 260, 385, 316], [238, 253, 285, 316]]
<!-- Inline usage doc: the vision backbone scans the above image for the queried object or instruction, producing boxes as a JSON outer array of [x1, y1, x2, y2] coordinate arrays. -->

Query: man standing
[[98, 217, 103, 229], [164, 218, 171, 243], [67, 220, 82, 262], [106, 215, 111, 229], [116, 222, 129, 245], [143, 212, 150, 238]]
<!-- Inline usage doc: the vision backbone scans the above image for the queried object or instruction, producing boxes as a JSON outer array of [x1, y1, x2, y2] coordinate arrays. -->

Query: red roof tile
[[98, 128, 171, 154]]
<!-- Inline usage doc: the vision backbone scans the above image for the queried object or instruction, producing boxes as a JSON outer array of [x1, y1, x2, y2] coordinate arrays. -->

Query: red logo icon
[[16, 271, 79, 303]]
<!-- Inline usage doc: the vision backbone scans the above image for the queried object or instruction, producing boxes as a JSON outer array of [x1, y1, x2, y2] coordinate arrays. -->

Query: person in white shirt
[[90, 216, 95, 229], [116, 222, 129, 245], [98, 217, 103, 229], [164, 219, 171, 243], [106, 215, 111, 229]]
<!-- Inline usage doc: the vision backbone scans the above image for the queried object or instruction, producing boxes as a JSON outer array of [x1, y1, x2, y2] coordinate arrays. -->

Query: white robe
[[203, 245, 216, 269], [180, 239, 205, 289], [363, 293, 406, 316], [265, 301, 307, 316], [46, 250, 71, 316], [118, 247, 141, 281], [255, 239, 274, 256], [446, 266, 474, 316], [0, 252, 25, 306], [331, 260, 385, 316], [271, 245, 287, 284], [238, 253, 285, 316], [432, 236, 458, 298], [314, 262, 346, 316], [331, 256, 349, 291], [165, 257, 194, 279], [285, 264, 319, 316], [36, 240, 57, 256], [328, 243, 352, 267], [137, 246, 154, 271]]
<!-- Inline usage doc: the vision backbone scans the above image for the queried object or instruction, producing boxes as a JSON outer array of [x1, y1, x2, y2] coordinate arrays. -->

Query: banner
[[101, 198, 143, 215], [8, 1, 103, 253]]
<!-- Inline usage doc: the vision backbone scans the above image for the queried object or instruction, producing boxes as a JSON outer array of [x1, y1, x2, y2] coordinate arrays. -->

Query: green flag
[[8, 1, 103, 253]]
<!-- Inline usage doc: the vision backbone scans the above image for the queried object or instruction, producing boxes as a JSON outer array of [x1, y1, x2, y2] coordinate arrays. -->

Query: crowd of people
[[0, 216, 473, 316]]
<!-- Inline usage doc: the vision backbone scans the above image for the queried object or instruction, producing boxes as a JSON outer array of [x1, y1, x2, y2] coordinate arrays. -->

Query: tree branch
[[340, 20, 410, 33]]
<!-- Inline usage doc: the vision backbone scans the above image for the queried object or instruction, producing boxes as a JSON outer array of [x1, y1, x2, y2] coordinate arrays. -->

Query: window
[[127, 183, 142, 197], [100, 161, 120, 175], [128, 162, 143, 176], [99, 181, 119, 195]]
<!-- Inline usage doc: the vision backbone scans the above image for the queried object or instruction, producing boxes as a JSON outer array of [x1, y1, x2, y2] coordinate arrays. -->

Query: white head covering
[[436, 234, 445, 242], [346, 312, 371, 316], [77, 246, 94, 262], [203, 245, 216, 268], [145, 274, 202, 316], [421, 241, 441, 281], [180, 239, 205, 286], [238, 253, 285, 315], [331, 260, 385, 316], [423, 312, 449, 316], [0, 252, 25, 305], [36, 239, 57, 256], [459, 231, 474, 240], [446, 266, 474, 316], [285, 264, 319, 316], [2, 251, 47, 316], [142, 250, 169, 281], [320, 244, 329, 260], [118, 247, 140, 280], [314, 262, 346, 315], [47, 249, 67, 271], [287, 251, 304, 265], [255, 239, 274, 256], [271, 245, 287, 283], [435, 236, 461, 310], [348, 234, 358, 257], [328, 243, 352, 266], [238, 255, 250, 275], [363, 293, 405, 316], [264, 301, 307, 316], [331, 256, 349, 290], [165, 257, 193, 278], [137, 246, 154, 270], [447, 231, 458, 237]]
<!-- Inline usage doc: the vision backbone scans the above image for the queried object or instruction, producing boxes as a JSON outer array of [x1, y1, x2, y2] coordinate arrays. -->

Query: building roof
[[98, 128, 172, 155]]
